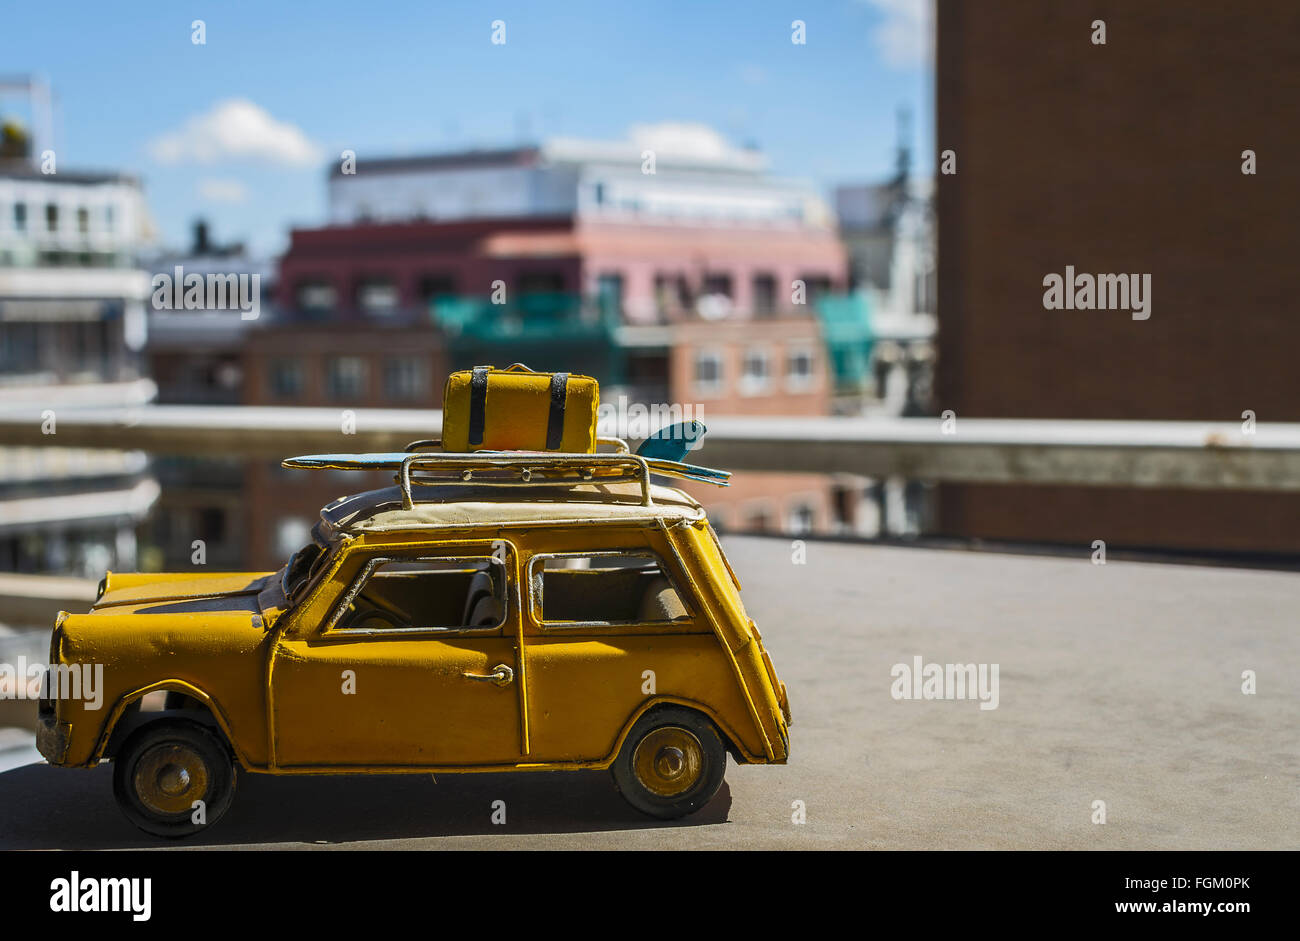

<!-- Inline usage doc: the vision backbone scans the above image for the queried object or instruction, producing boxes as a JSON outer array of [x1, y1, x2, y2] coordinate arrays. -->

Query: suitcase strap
[[546, 372, 569, 450], [467, 366, 569, 450], [468, 366, 490, 446]]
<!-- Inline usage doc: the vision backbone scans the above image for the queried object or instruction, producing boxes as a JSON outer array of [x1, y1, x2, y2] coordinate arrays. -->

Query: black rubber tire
[[112, 719, 236, 838], [611, 707, 727, 820]]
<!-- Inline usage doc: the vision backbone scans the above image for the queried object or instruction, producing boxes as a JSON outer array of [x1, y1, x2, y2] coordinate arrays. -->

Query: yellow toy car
[[36, 442, 791, 837]]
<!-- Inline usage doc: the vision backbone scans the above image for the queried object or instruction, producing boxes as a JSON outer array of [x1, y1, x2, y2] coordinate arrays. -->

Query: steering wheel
[[341, 589, 412, 630], [340, 605, 408, 631]]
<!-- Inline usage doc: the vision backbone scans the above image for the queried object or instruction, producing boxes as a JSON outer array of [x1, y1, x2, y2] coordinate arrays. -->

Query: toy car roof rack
[[282, 436, 729, 512], [397, 450, 659, 510]]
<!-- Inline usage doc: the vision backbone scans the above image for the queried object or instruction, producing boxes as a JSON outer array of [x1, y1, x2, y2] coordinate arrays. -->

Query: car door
[[270, 541, 524, 769], [518, 535, 731, 764]]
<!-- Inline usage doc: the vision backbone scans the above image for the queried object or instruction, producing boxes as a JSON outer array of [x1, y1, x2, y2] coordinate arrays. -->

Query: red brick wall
[[935, 0, 1300, 553]]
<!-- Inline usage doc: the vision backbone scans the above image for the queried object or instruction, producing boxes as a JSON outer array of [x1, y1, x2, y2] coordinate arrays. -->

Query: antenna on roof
[[895, 104, 913, 182]]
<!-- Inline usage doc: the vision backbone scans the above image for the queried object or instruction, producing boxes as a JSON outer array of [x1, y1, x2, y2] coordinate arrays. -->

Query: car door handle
[[463, 663, 514, 687]]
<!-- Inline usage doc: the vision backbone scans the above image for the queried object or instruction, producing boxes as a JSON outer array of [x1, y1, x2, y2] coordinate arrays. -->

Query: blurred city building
[[934, 0, 1300, 554], [835, 126, 936, 418], [240, 319, 448, 565], [275, 124, 881, 546], [147, 220, 271, 405], [142, 218, 441, 569], [142, 220, 274, 569], [0, 97, 157, 575]]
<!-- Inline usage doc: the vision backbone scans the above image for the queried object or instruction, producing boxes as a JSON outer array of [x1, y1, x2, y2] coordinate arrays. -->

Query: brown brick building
[[934, 0, 1300, 553], [239, 322, 448, 566], [666, 312, 845, 534]]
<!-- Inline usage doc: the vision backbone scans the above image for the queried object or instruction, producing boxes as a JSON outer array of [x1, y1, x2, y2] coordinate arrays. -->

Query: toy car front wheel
[[612, 707, 726, 819], [112, 719, 236, 838]]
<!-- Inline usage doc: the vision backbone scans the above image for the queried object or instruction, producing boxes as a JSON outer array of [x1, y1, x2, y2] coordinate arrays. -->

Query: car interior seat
[[462, 568, 501, 628], [637, 576, 687, 622]]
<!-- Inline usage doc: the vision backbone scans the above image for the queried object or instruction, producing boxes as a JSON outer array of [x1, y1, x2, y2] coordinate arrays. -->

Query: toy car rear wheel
[[112, 719, 236, 838], [611, 707, 726, 819]]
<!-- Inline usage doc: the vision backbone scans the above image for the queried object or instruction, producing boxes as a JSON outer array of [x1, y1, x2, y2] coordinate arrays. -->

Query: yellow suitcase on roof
[[441, 364, 600, 453]]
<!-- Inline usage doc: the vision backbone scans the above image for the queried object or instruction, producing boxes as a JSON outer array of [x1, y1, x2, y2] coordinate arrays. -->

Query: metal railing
[[1, 405, 1298, 491]]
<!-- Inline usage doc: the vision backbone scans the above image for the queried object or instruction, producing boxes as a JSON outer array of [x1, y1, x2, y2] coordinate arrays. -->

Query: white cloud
[[150, 99, 322, 167], [197, 178, 249, 203], [862, 0, 933, 68]]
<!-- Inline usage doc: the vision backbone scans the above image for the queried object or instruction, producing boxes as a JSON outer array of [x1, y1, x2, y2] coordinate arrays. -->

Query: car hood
[[92, 571, 275, 613]]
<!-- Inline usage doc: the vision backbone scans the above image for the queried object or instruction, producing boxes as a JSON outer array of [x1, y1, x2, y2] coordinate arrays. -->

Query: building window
[[383, 355, 426, 401], [197, 507, 227, 544], [418, 275, 457, 302], [786, 345, 816, 392], [269, 358, 304, 400], [357, 279, 399, 314], [703, 274, 733, 297], [740, 348, 772, 396], [326, 356, 368, 401], [653, 274, 674, 317], [104, 205, 115, 232], [518, 271, 566, 295], [77, 207, 90, 234], [831, 483, 859, 533], [786, 502, 816, 536], [752, 274, 777, 317], [744, 502, 774, 533], [799, 275, 832, 306], [13, 203, 26, 232], [45, 203, 58, 232], [296, 281, 337, 313], [698, 273, 734, 320], [674, 275, 694, 310], [654, 273, 695, 318], [693, 350, 724, 396], [596, 273, 623, 317]]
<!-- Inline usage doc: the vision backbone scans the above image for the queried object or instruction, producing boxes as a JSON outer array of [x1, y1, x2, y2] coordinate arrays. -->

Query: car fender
[[92, 680, 252, 770]]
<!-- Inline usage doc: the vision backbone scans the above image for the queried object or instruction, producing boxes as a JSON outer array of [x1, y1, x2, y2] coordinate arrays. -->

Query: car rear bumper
[[35, 713, 72, 765]]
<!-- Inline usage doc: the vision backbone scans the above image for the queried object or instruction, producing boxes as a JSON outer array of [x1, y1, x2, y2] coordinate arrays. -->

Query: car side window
[[326, 555, 507, 635], [529, 552, 691, 628]]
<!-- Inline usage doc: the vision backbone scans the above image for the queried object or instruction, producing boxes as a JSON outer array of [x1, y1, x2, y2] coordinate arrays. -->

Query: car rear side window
[[529, 552, 691, 628]]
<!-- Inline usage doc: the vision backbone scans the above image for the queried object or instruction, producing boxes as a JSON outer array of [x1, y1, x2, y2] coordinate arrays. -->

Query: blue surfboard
[[636, 420, 707, 463]]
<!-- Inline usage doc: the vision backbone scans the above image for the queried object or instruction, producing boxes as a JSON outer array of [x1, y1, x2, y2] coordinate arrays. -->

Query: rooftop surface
[[0, 535, 1293, 849]]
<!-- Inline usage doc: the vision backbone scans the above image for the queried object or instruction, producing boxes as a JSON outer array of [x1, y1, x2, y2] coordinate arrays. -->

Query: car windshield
[[281, 537, 335, 604]]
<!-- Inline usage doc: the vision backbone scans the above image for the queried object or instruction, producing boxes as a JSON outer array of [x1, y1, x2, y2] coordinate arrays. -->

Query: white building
[[835, 173, 936, 417], [0, 157, 158, 575], [328, 122, 835, 230]]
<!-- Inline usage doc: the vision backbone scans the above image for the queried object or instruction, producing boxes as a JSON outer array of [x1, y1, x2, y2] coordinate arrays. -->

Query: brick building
[[240, 320, 448, 565], [934, 0, 1300, 553]]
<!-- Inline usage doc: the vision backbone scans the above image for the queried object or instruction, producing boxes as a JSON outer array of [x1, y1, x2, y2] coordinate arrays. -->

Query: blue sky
[[1, 0, 932, 256]]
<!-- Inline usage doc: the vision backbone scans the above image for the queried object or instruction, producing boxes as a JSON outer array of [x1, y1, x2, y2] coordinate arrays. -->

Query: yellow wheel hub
[[632, 726, 704, 797], [133, 742, 209, 816]]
